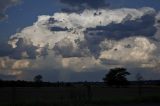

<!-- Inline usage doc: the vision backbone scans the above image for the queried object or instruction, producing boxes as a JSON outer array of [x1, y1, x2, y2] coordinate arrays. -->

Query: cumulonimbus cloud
[[2, 7, 160, 80], [9, 7, 155, 55]]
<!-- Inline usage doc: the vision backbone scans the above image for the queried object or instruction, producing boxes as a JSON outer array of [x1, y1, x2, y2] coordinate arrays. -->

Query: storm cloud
[[60, 0, 110, 12], [0, 4, 159, 81]]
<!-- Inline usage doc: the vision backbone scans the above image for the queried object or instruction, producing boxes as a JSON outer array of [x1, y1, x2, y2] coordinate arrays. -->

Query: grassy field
[[0, 86, 160, 106]]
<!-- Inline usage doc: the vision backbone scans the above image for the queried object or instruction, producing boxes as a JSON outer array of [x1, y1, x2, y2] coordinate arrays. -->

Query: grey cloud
[[60, 0, 110, 12], [85, 12, 156, 40], [63, 70, 107, 82], [84, 13, 156, 57], [20, 68, 107, 82], [155, 12, 160, 40], [127, 67, 160, 80], [19, 64, 160, 81], [0, 74, 16, 80], [9, 38, 48, 59], [50, 26, 68, 31], [0, 42, 13, 57], [0, 38, 48, 59], [53, 38, 90, 58], [0, 0, 21, 21], [9, 38, 38, 59]]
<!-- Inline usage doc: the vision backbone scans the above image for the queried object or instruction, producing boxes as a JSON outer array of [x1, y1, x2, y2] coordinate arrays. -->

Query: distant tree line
[[0, 80, 75, 87], [0, 68, 160, 87], [0, 79, 160, 87]]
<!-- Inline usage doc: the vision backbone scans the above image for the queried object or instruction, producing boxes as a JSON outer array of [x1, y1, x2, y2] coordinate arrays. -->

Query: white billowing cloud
[[0, 57, 30, 76], [53, 7, 155, 29], [30, 51, 62, 70], [9, 15, 83, 49], [62, 56, 103, 72], [100, 37, 157, 68], [28, 50, 102, 72], [4, 7, 160, 80], [54, 38, 90, 57], [12, 60, 30, 70], [9, 7, 155, 49], [0, 51, 62, 78]]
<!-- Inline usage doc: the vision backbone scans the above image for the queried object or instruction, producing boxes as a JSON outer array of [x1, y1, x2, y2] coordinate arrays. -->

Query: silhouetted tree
[[34, 75, 43, 83], [103, 68, 130, 87]]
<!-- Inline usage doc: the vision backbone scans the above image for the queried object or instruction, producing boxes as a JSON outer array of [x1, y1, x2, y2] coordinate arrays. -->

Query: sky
[[0, 0, 160, 82]]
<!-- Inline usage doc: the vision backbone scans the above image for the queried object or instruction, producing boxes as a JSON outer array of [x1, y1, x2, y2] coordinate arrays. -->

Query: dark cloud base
[[83, 13, 156, 57], [60, 0, 110, 12]]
